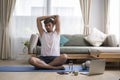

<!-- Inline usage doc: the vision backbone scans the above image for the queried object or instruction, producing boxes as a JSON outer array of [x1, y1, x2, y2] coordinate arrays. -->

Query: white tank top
[[40, 31, 60, 56]]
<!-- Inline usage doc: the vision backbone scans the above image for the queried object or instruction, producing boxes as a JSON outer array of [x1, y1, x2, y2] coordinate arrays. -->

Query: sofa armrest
[[105, 34, 118, 47], [28, 34, 38, 54]]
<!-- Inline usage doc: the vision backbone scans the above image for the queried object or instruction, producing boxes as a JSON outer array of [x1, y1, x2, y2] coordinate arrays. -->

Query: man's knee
[[61, 54, 68, 60], [29, 57, 36, 65]]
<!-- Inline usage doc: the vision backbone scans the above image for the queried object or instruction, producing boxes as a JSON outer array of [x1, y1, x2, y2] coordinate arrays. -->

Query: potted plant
[[24, 40, 30, 48], [23, 40, 30, 53]]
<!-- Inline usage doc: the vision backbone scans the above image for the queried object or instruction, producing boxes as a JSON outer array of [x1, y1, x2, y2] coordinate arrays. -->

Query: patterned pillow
[[60, 35, 69, 47]]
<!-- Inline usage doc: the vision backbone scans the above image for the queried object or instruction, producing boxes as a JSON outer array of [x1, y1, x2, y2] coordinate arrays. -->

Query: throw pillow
[[60, 35, 69, 47], [84, 28, 107, 47]]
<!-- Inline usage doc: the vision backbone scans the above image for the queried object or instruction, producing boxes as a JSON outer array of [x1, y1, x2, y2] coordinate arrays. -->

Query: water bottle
[[69, 60, 73, 73]]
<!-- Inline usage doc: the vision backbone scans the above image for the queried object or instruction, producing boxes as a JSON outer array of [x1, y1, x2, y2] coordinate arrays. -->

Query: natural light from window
[[13, 0, 83, 39], [109, 0, 120, 43], [12, 0, 83, 58]]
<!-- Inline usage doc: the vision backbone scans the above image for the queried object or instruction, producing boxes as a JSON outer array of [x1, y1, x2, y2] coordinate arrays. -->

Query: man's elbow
[[37, 17, 40, 21], [55, 15, 59, 18]]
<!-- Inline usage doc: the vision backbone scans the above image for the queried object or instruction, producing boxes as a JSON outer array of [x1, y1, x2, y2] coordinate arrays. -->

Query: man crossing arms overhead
[[29, 15, 67, 70]]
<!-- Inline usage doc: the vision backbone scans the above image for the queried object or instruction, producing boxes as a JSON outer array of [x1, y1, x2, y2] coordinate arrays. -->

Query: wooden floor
[[0, 60, 120, 80]]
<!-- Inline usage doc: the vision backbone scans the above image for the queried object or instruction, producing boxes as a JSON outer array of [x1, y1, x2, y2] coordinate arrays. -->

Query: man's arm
[[37, 15, 59, 36], [54, 15, 60, 34], [37, 16, 54, 36], [37, 16, 44, 37]]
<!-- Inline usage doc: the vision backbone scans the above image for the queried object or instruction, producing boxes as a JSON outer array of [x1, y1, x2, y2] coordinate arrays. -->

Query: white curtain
[[104, 0, 110, 34], [79, 0, 92, 35], [0, 0, 16, 59]]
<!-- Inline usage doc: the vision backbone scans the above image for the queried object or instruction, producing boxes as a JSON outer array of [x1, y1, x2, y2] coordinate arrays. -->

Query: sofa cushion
[[102, 34, 118, 47], [60, 46, 91, 54], [60, 35, 69, 47], [36, 46, 120, 55], [84, 28, 107, 47], [37, 34, 92, 46], [90, 47, 120, 53], [63, 34, 91, 46], [36, 46, 91, 54]]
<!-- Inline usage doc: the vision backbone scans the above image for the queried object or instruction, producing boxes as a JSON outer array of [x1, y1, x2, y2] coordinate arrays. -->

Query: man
[[29, 15, 67, 70]]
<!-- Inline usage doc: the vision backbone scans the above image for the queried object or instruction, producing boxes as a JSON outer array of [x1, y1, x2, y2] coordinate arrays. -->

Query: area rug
[[0, 65, 88, 72]]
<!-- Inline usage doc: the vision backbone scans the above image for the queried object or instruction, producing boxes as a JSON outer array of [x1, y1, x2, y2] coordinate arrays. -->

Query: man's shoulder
[[53, 31, 60, 36]]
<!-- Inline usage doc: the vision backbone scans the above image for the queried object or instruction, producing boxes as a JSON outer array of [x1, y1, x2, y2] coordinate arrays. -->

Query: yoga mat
[[0, 66, 88, 72]]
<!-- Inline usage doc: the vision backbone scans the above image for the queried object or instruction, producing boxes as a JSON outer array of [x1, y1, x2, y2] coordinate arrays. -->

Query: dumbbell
[[81, 60, 91, 70]]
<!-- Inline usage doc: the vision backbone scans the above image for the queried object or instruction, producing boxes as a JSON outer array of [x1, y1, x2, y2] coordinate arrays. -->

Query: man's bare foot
[[54, 66, 65, 70]]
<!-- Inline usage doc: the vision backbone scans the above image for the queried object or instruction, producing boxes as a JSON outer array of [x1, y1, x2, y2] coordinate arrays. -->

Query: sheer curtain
[[11, 0, 46, 59], [12, 0, 83, 59], [109, 0, 120, 44]]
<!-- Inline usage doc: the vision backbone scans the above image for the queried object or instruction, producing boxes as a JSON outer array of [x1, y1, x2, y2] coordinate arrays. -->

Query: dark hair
[[44, 18, 54, 25]]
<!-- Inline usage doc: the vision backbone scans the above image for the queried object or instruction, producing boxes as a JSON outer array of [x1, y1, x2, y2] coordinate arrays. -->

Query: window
[[13, 0, 46, 38], [13, 0, 83, 38], [109, 0, 120, 43], [51, 0, 83, 34], [12, 0, 82, 58]]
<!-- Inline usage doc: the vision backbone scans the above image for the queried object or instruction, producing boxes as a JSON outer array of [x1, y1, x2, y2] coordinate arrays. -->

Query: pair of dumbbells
[[81, 60, 91, 70]]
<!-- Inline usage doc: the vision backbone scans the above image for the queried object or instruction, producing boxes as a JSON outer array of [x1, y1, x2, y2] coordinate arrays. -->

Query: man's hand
[[37, 15, 58, 21]]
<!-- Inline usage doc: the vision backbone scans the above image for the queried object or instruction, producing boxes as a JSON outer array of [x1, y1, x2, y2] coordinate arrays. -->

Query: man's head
[[44, 18, 55, 32]]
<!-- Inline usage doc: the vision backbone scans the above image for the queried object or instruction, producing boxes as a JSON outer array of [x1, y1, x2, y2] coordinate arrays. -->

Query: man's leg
[[48, 54, 68, 66], [29, 57, 64, 69]]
